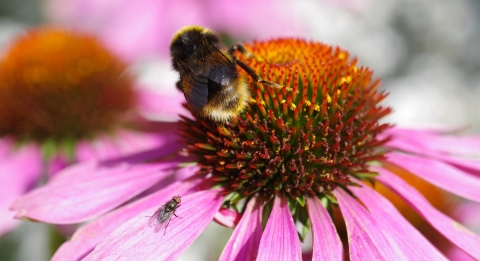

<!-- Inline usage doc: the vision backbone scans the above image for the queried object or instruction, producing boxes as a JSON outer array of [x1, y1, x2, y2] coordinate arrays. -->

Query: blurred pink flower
[[44, 0, 304, 62], [0, 27, 187, 236], [13, 38, 480, 260]]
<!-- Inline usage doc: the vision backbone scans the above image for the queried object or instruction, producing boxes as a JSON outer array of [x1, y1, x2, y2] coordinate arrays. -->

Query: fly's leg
[[164, 218, 171, 235], [228, 44, 284, 89], [173, 204, 182, 218]]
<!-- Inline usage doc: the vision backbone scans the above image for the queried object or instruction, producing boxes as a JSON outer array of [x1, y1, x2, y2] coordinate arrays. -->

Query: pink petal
[[12, 160, 180, 223], [384, 128, 480, 156], [83, 190, 223, 261], [47, 153, 70, 177], [75, 128, 180, 163], [0, 141, 42, 235], [52, 176, 203, 261], [375, 167, 480, 260], [257, 194, 302, 261], [219, 195, 263, 261], [452, 201, 480, 226], [447, 246, 478, 261], [386, 153, 480, 202], [135, 88, 190, 122], [335, 189, 402, 260], [384, 137, 480, 175], [350, 179, 447, 260], [306, 196, 343, 261], [214, 207, 241, 228], [431, 155, 480, 176]]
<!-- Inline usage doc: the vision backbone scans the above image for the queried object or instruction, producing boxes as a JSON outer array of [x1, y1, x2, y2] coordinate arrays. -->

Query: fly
[[148, 195, 181, 235]]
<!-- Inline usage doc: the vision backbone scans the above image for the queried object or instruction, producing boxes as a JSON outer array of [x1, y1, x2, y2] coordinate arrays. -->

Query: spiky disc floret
[[180, 39, 392, 204]]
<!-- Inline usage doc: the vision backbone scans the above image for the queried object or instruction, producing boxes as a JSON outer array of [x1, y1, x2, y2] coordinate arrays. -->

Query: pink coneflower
[[0, 27, 185, 236], [13, 37, 480, 260]]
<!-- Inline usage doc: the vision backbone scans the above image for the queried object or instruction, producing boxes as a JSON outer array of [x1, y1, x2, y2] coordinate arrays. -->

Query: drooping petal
[[385, 153, 480, 202], [375, 167, 480, 260], [350, 178, 447, 260], [447, 246, 477, 261], [335, 189, 406, 260], [384, 128, 480, 156], [12, 160, 180, 223], [83, 190, 223, 261], [452, 201, 480, 227], [214, 207, 242, 228], [306, 196, 343, 261], [384, 137, 480, 175], [430, 155, 480, 176], [257, 194, 302, 261], [0, 141, 42, 235], [52, 176, 202, 261], [219, 195, 263, 261]]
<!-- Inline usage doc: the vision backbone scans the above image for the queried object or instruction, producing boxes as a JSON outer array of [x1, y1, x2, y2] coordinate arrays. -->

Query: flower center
[[181, 39, 392, 204], [0, 28, 136, 143]]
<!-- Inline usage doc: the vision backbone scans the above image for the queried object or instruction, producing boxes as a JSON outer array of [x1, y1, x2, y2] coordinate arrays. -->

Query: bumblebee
[[170, 26, 281, 123]]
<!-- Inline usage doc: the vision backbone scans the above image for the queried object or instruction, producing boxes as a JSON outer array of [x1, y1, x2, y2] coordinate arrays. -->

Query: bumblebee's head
[[170, 26, 220, 69]]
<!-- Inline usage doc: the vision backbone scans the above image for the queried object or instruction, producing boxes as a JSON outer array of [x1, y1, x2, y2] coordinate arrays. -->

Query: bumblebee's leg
[[228, 44, 254, 58], [176, 81, 183, 92], [235, 59, 283, 89], [229, 44, 283, 88]]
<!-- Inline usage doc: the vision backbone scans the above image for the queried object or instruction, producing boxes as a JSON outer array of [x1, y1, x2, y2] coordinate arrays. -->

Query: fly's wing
[[148, 206, 166, 227], [148, 206, 174, 233]]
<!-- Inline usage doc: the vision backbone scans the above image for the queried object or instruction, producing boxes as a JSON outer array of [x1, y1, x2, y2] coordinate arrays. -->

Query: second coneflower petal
[[83, 189, 223, 261], [136, 89, 190, 121], [0, 141, 41, 235], [75, 128, 180, 162], [257, 194, 302, 261]]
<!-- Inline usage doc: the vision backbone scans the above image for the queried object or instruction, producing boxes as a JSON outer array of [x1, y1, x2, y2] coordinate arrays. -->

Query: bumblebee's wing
[[183, 75, 209, 110], [206, 63, 236, 87], [189, 50, 236, 87]]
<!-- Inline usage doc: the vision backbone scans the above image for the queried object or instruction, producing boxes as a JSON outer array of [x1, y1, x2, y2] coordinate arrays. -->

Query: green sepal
[[295, 195, 306, 207], [324, 191, 338, 204], [287, 195, 297, 215], [41, 139, 57, 161], [353, 172, 378, 179], [298, 218, 311, 243]]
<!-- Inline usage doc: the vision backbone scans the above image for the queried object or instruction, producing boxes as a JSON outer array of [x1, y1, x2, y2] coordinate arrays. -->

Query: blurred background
[[0, 0, 479, 260]]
